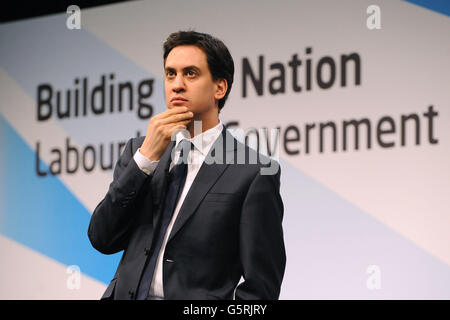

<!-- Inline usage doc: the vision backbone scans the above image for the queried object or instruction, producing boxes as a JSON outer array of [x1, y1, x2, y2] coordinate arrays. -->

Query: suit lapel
[[167, 128, 237, 243]]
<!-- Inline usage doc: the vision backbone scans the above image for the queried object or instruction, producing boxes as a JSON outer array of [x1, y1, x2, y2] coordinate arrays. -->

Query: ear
[[214, 78, 228, 101]]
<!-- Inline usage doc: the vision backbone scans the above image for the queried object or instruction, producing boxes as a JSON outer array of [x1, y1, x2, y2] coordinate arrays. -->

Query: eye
[[186, 70, 197, 77], [166, 70, 176, 78]]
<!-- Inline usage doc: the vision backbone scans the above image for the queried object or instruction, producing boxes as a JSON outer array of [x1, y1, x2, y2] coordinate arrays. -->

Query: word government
[[227, 105, 439, 156]]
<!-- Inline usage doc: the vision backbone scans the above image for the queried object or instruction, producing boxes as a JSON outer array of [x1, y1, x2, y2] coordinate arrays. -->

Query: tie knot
[[177, 140, 193, 165]]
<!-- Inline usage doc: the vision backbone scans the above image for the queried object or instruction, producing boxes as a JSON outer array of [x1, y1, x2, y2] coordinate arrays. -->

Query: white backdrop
[[0, 0, 449, 299]]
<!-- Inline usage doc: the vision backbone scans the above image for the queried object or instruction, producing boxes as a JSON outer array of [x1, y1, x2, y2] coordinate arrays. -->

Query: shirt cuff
[[133, 149, 159, 175]]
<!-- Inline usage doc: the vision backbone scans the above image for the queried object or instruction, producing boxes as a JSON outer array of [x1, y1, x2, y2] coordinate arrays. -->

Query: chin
[[169, 103, 191, 109]]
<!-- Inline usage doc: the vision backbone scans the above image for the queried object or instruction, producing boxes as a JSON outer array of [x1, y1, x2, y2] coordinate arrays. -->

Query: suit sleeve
[[235, 163, 286, 300], [88, 138, 151, 254]]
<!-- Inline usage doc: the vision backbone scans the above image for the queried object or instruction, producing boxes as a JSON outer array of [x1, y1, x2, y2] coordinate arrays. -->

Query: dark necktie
[[136, 140, 192, 300]]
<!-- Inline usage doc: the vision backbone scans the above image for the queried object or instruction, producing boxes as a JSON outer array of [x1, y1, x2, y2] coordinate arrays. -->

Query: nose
[[172, 74, 185, 93]]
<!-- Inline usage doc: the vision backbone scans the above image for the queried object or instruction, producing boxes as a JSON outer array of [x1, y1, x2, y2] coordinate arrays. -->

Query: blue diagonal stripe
[[404, 0, 450, 16], [0, 114, 121, 285]]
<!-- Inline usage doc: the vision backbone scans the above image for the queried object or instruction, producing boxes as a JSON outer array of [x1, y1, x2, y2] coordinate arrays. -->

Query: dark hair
[[163, 31, 234, 111]]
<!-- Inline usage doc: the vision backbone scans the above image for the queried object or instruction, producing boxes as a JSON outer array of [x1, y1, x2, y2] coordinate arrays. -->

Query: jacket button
[[144, 248, 150, 256], [128, 290, 135, 299]]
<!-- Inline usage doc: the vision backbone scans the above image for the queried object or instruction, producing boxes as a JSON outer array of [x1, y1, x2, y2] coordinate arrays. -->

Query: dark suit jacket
[[88, 128, 286, 300]]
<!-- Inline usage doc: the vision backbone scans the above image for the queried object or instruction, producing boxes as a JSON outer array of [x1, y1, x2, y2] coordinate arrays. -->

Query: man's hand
[[140, 107, 194, 161]]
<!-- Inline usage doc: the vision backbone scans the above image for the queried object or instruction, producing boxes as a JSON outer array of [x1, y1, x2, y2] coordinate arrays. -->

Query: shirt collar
[[175, 120, 224, 156]]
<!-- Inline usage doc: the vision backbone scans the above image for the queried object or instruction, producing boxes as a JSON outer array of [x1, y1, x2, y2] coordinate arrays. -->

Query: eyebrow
[[165, 65, 201, 73]]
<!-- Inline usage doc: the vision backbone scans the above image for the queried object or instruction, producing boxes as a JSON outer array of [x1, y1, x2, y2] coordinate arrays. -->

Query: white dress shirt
[[132, 120, 224, 298]]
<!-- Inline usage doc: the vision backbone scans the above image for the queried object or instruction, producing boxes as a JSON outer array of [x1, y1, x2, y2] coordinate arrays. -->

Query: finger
[[164, 120, 192, 134], [150, 106, 189, 121], [160, 106, 190, 119], [162, 120, 189, 130], [160, 111, 193, 125], [166, 123, 188, 139]]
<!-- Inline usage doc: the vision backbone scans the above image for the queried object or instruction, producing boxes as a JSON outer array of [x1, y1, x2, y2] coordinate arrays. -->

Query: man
[[88, 31, 286, 300]]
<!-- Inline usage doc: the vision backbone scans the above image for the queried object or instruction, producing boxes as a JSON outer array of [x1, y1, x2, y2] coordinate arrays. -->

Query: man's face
[[164, 45, 221, 116]]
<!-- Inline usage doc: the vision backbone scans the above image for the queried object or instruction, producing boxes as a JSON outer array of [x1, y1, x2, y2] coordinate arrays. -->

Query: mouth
[[170, 96, 188, 104]]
